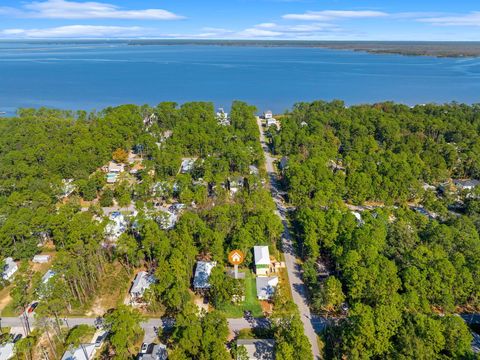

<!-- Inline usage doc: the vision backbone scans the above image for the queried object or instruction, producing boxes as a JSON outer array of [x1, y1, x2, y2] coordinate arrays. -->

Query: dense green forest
[[271, 101, 480, 359]]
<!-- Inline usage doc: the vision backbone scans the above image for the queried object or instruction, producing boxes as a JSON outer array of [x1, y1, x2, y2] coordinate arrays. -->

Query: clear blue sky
[[0, 0, 479, 40]]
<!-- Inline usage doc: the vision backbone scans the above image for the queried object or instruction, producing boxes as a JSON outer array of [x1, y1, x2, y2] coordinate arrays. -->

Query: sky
[[0, 0, 479, 40]]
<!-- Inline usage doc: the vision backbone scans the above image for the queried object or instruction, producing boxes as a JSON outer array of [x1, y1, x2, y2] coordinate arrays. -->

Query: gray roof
[[256, 276, 278, 300], [193, 261, 216, 289], [279, 157, 288, 170], [237, 339, 275, 360], [130, 271, 156, 297], [454, 179, 480, 188], [254, 246, 270, 266], [61, 343, 96, 360], [139, 344, 168, 360]]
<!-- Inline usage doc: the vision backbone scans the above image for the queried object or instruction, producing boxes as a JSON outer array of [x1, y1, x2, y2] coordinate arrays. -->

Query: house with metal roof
[[2, 257, 17, 281], [130, 271, 156, 299], [254, 246, 270, 276], [32, 254, 51, 263], [193, 261, 217, 291], [105, 212, 127, 242], [0, 341, 14, 360]]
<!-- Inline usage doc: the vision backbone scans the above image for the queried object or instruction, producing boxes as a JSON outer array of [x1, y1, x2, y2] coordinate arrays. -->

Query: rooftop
[[237, 339, 275, 360], [131, 271, 156, 297], [193, 261, 217, 289], [61, 343, 96, 360], [139, 344, 168, 360], [256, 276, 278, 300], [254, 246, 270, 266]]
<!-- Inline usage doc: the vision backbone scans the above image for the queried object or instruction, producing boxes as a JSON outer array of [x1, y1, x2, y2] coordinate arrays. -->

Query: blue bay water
[[0, 41, 480, 114]]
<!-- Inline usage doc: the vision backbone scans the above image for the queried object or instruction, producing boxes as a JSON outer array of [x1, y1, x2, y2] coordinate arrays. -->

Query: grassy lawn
[[218, 271, 263, 318]]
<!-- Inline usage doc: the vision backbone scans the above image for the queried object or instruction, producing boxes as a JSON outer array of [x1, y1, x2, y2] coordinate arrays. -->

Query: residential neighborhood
[[1, 101, 479, 360]]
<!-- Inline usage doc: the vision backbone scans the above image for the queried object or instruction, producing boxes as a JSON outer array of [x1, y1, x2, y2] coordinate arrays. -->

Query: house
[[266, 118, 278, 128], [61, 343, 96, 360], [42, 269, 55, 284], [422, 183, 436, 191], [453, 179, 480, 191], [264, 110, 273, 120], [155, 208, 178, 230], [236, 339, 275, 360], [300, 121, 308, 127], [180, 158, 196, 174], [254, 246, 270, 276], [108, 161, 124, 173], [130, 271, 156, 299], [256, 276, 278, 300], [32, 254, 51, 263], [2, 258, 18, 281], [61, 179, 76, 198], [279, 157, 288, 171], [138, 344, 168, 360], [216, 108, 230, 126], [143, 113, 157, 128], [249, 165, 259, 176], [193, 261, 217, 291], [0, 342, 14, 360], [351, 211, 364, 225], [105, 212, 127, 241], [229, 176, 244, 195]]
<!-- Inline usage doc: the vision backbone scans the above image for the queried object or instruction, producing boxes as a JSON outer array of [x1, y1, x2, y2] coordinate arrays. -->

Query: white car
[[140, 343, 149, 354]]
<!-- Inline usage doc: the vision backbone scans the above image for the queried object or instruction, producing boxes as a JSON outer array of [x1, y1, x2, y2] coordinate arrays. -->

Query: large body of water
[[1, 41, 480, 114]]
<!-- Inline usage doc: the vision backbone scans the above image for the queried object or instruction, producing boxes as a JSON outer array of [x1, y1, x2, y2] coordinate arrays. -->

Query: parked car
[[140, 343, 149, 354], [28, 302, 38, 313]]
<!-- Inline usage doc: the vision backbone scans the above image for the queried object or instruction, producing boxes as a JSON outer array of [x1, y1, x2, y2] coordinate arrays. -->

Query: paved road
[[256, 116, 322, 360], [3, 314, 327, 342]]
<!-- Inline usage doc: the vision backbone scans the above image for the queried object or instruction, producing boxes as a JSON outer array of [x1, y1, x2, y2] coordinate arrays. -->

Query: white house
[[2, 257, 18, 281], [249, 165, 259, 176], [108, 161, 124, 173], [256, 276, 278, 300], [61, 179, 76, 198], [130, 271, 156, 299], [254, 246, 270, 276], [180, 158, 196, 174], [0, 341, 14, 360], [266, 118, 278, 128], [105, 212, 127, 242], [32, 254, 51, 263], [193, 261, 217, 291], [237, 339, 275, 360], [264, 110, 273, 120], [61, 343, 96, 360], [216, 108, 230, 126]]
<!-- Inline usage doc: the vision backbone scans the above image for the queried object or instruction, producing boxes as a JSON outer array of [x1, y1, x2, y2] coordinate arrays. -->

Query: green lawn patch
[[217, 271, 263, 318]]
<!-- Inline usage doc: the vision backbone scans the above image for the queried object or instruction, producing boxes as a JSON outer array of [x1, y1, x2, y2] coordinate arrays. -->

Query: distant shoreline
[[1, 39, 480, 58], [127, 40, 480, 58]]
